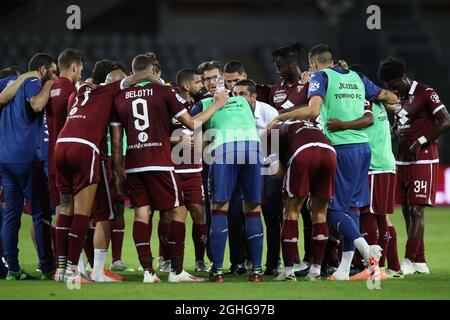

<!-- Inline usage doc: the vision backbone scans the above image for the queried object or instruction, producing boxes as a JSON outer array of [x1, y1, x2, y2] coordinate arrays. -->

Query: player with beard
[[378, 57, 450, 275], [111, 55, 228, 283]]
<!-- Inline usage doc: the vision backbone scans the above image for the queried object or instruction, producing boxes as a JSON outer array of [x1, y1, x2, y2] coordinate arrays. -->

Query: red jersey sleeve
[[423, 87, 446, 116], [165, 87, 188, 118]]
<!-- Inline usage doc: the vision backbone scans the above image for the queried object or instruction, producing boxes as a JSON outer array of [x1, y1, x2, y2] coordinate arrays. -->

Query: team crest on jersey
[[430, 92, 441, 104], [138, 132, 149, 143], [309, 80, 320, 91], [69, 107, 78, 115], [273, 92, 287, 103]]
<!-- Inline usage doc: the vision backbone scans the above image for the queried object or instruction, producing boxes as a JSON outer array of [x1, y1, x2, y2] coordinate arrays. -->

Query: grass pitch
[[1, 207, 450, 300]]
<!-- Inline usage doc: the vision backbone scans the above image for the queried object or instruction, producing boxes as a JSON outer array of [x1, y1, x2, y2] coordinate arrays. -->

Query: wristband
[[418, 136, 428, 145]]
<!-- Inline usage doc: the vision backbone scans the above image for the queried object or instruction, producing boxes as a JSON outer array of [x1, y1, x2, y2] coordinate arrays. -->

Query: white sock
[[336, 251, 354, 275], [353, 237, 370, 260], [78, 253, 86, 274], [310, 264, 321, 276], [93, 249, 108, 276]]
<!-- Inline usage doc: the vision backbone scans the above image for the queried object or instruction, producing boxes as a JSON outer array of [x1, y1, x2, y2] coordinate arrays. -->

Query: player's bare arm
[[326, 112, 374, 132], [267, 95, 322, 129], [0, 71, 39, 108], [409, 107, 450, 157], [110, 125, 125, 196], [178, 90, 228, 130], [29, 79, 55, 112], [376, 88, 398, 105]]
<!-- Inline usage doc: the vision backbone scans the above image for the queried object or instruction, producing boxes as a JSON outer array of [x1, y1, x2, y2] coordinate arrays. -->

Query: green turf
[[1, 207, 450, 300]]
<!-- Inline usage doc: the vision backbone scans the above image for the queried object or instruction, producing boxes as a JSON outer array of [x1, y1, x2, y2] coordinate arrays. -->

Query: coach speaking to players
[[269, 44, 399, 280]]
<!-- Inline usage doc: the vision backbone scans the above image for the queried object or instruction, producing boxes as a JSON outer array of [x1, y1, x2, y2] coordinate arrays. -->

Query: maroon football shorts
[[177, 172, 205, 207], [362, 172, 396, 215], [126, 170, 184, 211], [92, 159, 115, 224], [283, 146, 336, 199], [55, 142, 100, 195], [396, 163, 438, 206]]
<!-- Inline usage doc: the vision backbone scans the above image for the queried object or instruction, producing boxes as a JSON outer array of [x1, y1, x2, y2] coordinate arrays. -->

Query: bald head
[[106, 69, 127, 84]]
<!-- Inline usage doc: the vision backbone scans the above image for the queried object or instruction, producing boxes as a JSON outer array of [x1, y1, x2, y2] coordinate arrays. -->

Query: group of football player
[[0, 42, 448, 284]]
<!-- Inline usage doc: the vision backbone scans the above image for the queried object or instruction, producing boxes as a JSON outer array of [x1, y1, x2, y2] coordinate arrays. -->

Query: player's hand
[[266, 118, 280, 130], [326, 118, 346, 132], [409, 140, 422, 160], [179, 135, 194, 148], [301, 71, 312, 84], [213, 90, 228, 108]]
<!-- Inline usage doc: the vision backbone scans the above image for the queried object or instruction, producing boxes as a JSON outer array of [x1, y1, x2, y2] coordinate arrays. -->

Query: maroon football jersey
[[170, 100, 202, 173], [112, 83, 187, 173], [394, 81, 445, 163], [58, 81, 123, 153], [46, 77, 75, 175], [271, 120, 332, 165], [268, 81, 308, 111]]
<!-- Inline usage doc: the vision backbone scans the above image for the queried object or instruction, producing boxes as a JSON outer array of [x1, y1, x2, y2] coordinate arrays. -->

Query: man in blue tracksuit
[[0, 53, 57, 280]]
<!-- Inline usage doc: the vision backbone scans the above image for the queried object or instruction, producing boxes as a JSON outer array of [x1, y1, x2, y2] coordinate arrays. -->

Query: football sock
[[210, 210, 228, 270], [415, 239, 426, 263], [55, 213, 73, 269], [245, 212, 263, 269], [301, 204, 312, 263], [405, 237, 421, 261], [376, 215, 389, 268], [93, 249, 108, 277], [83, 226, 95, 268], [158, 220, 170, 260], [192, 223, 208, 262], [360, 213, 378, 245], [133, 221, 153, 273], [167, 220, 185, 274], [311, 222, 328, 267], [67, 214, 90, 269], [387, 226, 401, 271], [110, 220, 125, 263], [281, 219, 298, 267]]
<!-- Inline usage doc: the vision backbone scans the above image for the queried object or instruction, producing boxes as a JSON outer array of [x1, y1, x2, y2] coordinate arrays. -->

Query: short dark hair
[[272, 42, 303, 63], [349, 64, 368, 77], [176, 68, 199, 87], [378, 57, 406, 83], [58, 48, 84, 70], [223, 61, 245, 74], [91, 59, 117, 85], [308, 44, 333, 64], [132, 54, 155, 73], [28, 53, 55, 72], [0, 67, 23, 78], [113, 61, 126, 73], [234, 79, 257, 94], [197, 60, 221, 75]]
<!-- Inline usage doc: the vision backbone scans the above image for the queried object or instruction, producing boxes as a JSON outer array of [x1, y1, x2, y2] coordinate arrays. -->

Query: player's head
[[308, 44, 333, 72], [57, 48, 84, 82], [272, 42, 303, 82], [378, 57, 409, 96], [176, 68, 204, 96], [198, 60, 221, 95], [91, 59, 117, 85], [28, 53, 57, 83], [223, 61, 247, 90], [105, 69, 127, 85], [233, 79, 257, 108], [132, 54, 156, 75], [145, 52, 161, 77], [112, 61, 126, 74], [0, 66, 23, 78]]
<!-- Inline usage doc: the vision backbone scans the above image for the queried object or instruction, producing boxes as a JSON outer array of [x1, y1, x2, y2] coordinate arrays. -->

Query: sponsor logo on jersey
[[138, 132, 149, 143], [309, 80, 320, 91], [50, 88, 62, 97], [273, 92, 287, 103], [430, 92, 441, 104]]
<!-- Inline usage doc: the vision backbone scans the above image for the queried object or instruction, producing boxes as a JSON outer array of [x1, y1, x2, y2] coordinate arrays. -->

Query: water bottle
[[216, 73, 225, 93]]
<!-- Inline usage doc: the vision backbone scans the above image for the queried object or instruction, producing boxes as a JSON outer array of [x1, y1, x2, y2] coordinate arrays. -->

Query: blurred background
[[1, 0, 450, 202]]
